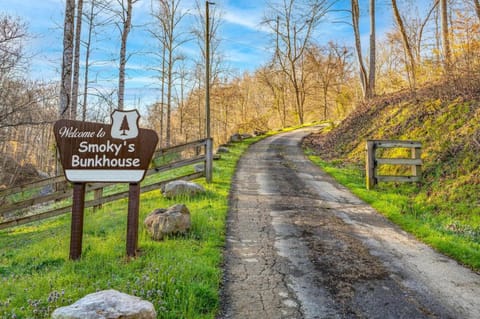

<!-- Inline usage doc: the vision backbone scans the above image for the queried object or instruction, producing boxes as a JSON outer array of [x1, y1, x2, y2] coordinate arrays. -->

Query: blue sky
[[0, 0, 396, 110]]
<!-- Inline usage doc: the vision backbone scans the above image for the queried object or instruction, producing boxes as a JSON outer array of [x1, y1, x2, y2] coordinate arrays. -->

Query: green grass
[[0, 134, 263, 319], [306, 152, 480, 271]]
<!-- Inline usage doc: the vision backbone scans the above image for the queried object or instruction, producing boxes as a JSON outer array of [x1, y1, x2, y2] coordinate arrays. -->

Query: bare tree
[[79, 0, 113, 121], [307, 42, 350, 120], [259, 65, 289, 128], [351, 0, 369, 99], [81, 0, 96, 121], [191, 0, 223, 138], [111, 0, 138, 110], [59, 0, 76, 118], [264, 0, 331, 124], [151, 0, 189, 147], [417, 0, 439, 62], [0, 15, 26, 77], [0, 16, 58, 179], [173, 55, 190, 142], [0, 15, 51, 129], [391, 0, 417, 90]]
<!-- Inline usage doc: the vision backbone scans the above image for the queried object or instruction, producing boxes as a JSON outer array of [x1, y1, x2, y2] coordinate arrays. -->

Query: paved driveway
[[218, 127, 480, 319]]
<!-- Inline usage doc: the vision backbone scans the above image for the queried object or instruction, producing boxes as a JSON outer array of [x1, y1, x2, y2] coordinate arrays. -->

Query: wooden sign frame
[[54, 110, 158, 259]]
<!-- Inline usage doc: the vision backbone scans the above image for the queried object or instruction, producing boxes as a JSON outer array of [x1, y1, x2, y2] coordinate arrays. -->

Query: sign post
[[126, 183, 141, 257], [70, 183, 86, 260], [54, 110, 158, 260]]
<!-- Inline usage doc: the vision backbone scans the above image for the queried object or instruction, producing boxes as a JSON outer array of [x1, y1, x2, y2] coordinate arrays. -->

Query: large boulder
[[51, 289, 156, 319], [163, 180, 205, 198], [144, 204, 191, 241]]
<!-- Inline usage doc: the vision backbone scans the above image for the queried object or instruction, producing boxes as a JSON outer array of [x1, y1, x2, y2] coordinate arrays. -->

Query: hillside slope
[[304, 80, 479, 268]]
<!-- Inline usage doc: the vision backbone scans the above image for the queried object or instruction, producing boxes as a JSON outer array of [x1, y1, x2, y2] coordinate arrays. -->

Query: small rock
[[194, 163, 205, 172], [216, 146, 229, 153], [240, 133, 253, 139], [229, 133, 242, 142], [144, 204, 191, 240], [253, 130, 267, 136], [51, 289, 156, 319], [163, 180, 205, 198]]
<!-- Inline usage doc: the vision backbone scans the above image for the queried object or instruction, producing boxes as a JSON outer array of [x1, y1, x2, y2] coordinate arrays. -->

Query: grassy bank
[[0, 135, 263, 319]]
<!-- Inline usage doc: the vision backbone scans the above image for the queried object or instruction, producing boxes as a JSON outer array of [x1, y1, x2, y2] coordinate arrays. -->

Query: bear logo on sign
[[111, 109, 139, 140]]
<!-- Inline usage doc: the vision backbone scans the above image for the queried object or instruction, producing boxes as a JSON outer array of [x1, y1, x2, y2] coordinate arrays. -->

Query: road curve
[[218, 127, 480, 319]]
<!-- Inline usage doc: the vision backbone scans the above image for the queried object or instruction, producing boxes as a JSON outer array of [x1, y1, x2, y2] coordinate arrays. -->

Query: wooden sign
[[54, 110, 158, 183], [54, 109, 158, 259]]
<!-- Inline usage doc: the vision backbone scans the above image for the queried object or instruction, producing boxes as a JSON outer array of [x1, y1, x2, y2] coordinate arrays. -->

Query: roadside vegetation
[[304, 81, 480, 271], [0, 135, 266, 319]]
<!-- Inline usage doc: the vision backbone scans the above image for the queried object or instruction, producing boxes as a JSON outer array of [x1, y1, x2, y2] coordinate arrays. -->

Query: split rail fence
[[0, 138, 212, 230], [366, 139, 422, 190]]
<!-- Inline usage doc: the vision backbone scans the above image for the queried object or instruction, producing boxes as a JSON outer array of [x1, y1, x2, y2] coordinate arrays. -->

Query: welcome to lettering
[[59, 126, 105, 139]]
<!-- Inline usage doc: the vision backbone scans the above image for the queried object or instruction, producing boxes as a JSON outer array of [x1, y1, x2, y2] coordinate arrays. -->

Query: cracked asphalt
[[217, 127, 480, 319]]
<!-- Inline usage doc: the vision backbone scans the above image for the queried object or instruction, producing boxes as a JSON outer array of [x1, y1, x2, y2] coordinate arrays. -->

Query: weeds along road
[[218, 126, 480, 319]]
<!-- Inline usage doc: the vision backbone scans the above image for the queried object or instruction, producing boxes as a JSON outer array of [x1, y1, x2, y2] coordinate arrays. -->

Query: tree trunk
[[82, 0, 95, 121], [71, 0, 83, 120], [166, 44, 172, 146], [473, 0, 480, 23], [351, 0, 369, 99], [159, 45, 166, 148], [59, 0, 76, 118], [440, 0, 451, 74], [368, 0, 375, 98], [118, 0, 134, 110], [391, 0, 417, 90]]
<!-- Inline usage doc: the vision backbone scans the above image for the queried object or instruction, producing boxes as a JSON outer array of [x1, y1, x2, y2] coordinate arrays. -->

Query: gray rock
[[144, 204, 191, 240], [40, 184, 54, 196], [51, 289, 156, 319], [229, 133, 242, 142], [216, 146, 230, 153], [194, 163, 205, 173], [163, 180, 205, 198]]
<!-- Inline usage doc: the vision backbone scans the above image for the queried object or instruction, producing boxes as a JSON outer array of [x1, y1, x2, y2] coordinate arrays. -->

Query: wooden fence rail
[[0, 138, 211, 230], [366, 140, 422, 190]]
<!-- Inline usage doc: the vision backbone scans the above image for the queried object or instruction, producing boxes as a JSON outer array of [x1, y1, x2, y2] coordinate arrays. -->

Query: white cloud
[[223, 10, 261, 30]]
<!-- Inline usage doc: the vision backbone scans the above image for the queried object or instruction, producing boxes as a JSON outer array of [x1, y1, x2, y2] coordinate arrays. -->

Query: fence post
[[93, 187, 103, 212], [412, 146, 422, 179], [366, 141, 376, 190], [205, 138, 213, 183]]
